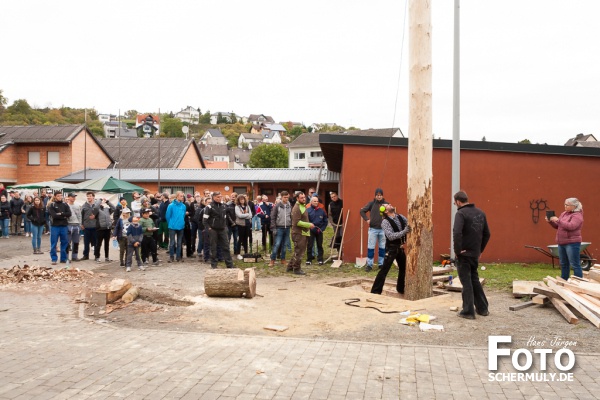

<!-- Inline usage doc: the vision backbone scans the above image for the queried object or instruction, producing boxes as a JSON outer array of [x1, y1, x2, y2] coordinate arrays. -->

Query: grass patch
[[477, 263, 558, 291], [231, 227, 558, 291]]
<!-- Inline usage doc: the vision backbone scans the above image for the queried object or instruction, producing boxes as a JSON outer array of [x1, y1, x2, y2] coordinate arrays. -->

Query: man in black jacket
[[359, 188, 389, 271], [453, 191, 491, 319], [9, 191, 24, 236], [48, 192, 72, 266], [203, 192, 233, 269]]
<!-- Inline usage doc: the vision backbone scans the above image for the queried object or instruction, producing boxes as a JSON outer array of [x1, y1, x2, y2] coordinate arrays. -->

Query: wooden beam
[[561, 281, 600, 298], [549, 297, 579, 324], [512, 280, 544, 298], [532, 286, 562, 299], [547, 281, 600, 328], [532, 295, 549, 305], [588, 269, 600, 283], [583, 294, 600, 309], [567, 291, 600, 317], [509, 301, 536, 311]]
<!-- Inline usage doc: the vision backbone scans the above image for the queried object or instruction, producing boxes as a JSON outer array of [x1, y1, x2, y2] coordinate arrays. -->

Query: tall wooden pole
[[405, 0, 433, 300]]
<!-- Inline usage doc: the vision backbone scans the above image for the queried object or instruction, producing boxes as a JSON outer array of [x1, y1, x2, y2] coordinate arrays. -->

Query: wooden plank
[[583, 294, 600, 309], [532, 295, 549, 305], [549, 297, 579, 324], [532, 286, 562, 299], [588, 269, 600, 283], [567, 290, 600, 316], [561, 281, 600, 299], [432, 275, 451, 283], [547, 281, 600, 328], [264, 325, 288, 332], [446, 276, 486, 292], [512, 280, 544, 298], [432, 266, 454, 276], [509, 301, 536, 311]]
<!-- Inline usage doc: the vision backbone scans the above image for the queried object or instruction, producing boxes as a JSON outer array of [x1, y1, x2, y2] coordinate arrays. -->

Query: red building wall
[[339, 144, 600, 264]]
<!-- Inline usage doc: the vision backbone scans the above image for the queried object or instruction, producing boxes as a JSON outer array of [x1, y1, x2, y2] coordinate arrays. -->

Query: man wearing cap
[[140, 208, 159, 265], [113, 197, 128, 224], [360, 188, 389, 271], [47, 192, 72, 265], [80, 192, 99, 260], [371, 204, 410, 295], [66, 193, 82, 261]]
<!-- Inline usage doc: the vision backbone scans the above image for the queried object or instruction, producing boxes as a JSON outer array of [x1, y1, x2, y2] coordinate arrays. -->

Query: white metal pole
[[451, 0, 460, 258]]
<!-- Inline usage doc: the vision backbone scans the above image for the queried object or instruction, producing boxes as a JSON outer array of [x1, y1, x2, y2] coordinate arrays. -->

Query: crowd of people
[[0, 183, 348, 276]]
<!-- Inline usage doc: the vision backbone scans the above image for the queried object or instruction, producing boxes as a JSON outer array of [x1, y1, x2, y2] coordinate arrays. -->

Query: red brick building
[[320, 134, 600, 264], [0, 125, 113, 185]]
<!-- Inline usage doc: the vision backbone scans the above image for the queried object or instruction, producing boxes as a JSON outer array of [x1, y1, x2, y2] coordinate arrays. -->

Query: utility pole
[[405, 0, 433, 300], [451, 0, 461, 258]]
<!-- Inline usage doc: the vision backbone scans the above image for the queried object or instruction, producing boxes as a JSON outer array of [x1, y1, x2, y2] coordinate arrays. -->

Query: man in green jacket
[[288, 192, 314, 275]]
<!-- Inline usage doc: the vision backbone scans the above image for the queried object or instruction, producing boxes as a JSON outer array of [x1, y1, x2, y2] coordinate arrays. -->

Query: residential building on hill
[[199, 128, 227, 145], [135, 114, 160, 136], [564, 133, 599, 147], [103, 121, 136, 138], [175, 106, 200, 124]]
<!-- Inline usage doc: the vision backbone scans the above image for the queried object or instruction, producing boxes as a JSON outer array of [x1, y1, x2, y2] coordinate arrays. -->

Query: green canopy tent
[[8, 180, 79, 190], [71, 176, 145, 193]]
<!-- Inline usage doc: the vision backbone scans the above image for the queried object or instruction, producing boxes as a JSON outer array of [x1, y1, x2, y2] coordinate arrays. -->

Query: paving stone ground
[[1, 291, 600, 399]]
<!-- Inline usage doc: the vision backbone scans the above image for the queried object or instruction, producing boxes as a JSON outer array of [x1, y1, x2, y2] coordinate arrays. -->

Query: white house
[[199, 128, 227, 145], [210, 112, 235, 124], [175, 106, 200, 124], [238, 133, 264, 149], [287, 132, 324, 169]]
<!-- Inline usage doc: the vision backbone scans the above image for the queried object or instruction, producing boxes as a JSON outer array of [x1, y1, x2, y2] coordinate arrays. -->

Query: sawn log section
[[204, 268, 256, 298]]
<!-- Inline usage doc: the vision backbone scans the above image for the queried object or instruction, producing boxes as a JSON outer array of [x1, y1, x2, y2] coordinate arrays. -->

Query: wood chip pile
[[512, 267, 600, 328], [0, 265, 94, 284]]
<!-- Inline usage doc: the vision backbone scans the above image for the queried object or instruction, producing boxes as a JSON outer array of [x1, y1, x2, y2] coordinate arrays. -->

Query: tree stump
[[204, 268, 256, 298]]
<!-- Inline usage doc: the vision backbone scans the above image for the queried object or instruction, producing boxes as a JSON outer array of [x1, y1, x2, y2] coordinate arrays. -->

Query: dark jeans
[[184, 223, 192, 257], [94, 229, 111, 259], [371, 244, 406, 294], [169, 229, 184, 260], [271, 227, 290, 261], [558, 242, 583, 280], [209, 228, 233, 268], [141, 235, 158, 262], [261, 224, 273, 252], [237, 224, 251, 255], [83, 227, 97, 258], [457, 255, 489, 316], [190, 221, 199, 254], [228, 225, 238, 253], [307, 231, 324, 262]]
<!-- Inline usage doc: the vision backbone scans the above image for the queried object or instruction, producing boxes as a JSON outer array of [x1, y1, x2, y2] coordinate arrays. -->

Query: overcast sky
[[2, 1, 598, 145]]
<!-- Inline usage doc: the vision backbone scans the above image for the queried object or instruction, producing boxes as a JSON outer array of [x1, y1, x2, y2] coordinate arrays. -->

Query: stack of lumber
[[512, 267, 600, 327], [0, 265, 93, 284]]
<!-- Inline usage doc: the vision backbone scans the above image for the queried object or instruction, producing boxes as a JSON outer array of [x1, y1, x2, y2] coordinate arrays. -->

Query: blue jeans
[[252, 214, 261, 231], [169, 229, 184, 260], [31, 225, 44, 250], [271, 227, 290, 261], [367, 227, 386, 266], [558, 242, 583, 280], [50, 225, 69, 263], [24, 218, 32, 234], [1, 219, 9, 237]]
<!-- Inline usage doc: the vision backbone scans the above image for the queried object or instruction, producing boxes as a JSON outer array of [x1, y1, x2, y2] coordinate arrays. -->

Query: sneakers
[[51, 261, 57, 266], [105, 258, 111, 262], [152, 260, 160, 265], [237, 255, 243, 260], [143, 261, 149, 266], [120, 262, 125, 267], [126, 267, 131, 272], [318, 261, 324, 266], [168, 257, 174, 263], [268, 260, 275, 267], [95, 258, 101, 263], [138, 265, 146, 271], [477, 310, 490, 317], [305, 261, 312, 265], [293, 269, 306, 275], [81, 256, 89, 261]]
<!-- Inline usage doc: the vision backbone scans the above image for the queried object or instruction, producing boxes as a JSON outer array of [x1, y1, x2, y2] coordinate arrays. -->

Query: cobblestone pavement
[[1, 291, 600, 400]]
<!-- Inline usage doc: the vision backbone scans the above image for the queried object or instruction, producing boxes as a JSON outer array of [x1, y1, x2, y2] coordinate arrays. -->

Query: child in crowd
[[125, 216, 144, 272], [139, 208, 159, 265], [112, 208, 132, 267]]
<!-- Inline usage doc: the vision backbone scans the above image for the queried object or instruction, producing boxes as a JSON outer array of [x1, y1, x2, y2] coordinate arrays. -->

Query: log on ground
[[204, 268, 256, 298]]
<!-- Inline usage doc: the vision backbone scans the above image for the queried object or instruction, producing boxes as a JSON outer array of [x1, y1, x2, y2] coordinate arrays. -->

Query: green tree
[[248, 144, 288, 168], [87, 120, 105, 137], [518, 139, 531, 144], [161, 117, 184, 137], [288, 126, 304, 140], [482, 136, 487, 142], [199, 110, 211, 124], [125, 110, 138, 119], [0, 89, 7, 116], [217, 112, 225, 124]]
